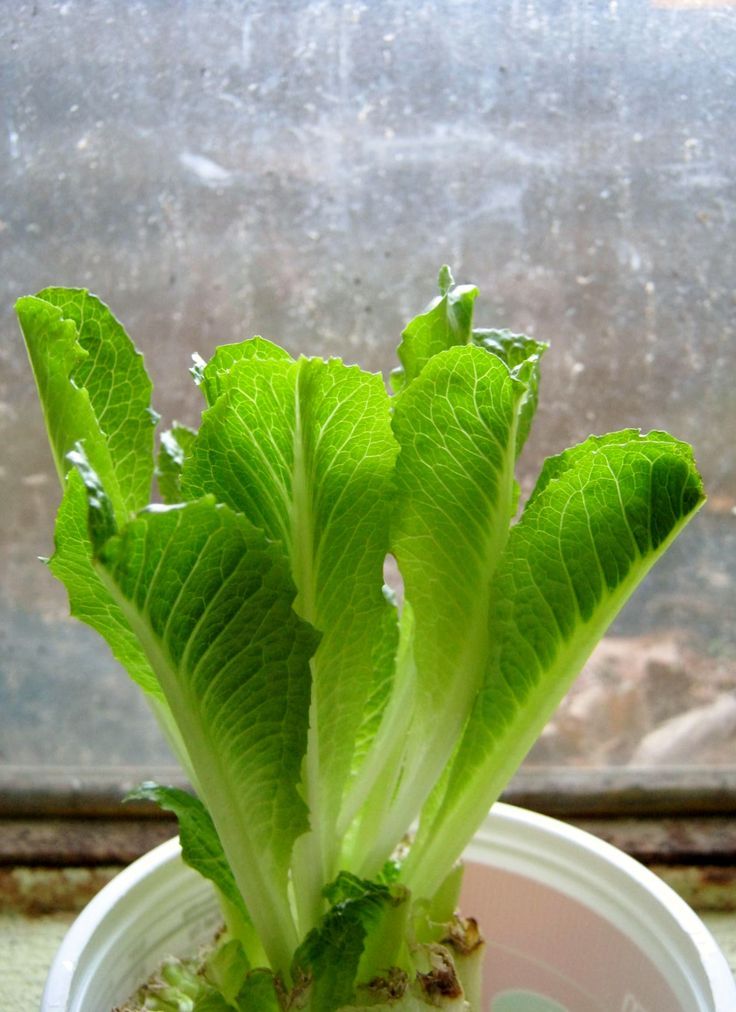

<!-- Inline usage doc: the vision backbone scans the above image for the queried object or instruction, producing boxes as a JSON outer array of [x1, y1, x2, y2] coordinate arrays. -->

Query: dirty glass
[[1, 1, 734, 785]]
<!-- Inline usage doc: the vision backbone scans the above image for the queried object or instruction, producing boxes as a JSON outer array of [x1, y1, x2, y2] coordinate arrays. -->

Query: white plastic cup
[[42, 804, 735, 1011], [462, 805, 735, 1011]]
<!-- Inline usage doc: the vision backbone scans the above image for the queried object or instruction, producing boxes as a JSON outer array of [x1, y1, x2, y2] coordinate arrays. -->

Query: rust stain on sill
[[569, 816, 736, 866], [1, 815, 735, 915], [0, 867, 121, 916], [651, 865, 736, 912]]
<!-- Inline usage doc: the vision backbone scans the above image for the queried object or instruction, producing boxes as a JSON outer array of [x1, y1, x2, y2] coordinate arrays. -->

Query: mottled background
[[1, 1, 734, 769]]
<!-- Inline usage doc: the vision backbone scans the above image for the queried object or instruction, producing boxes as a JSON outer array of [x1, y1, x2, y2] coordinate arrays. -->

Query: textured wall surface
[[1, 1, 734, 768]]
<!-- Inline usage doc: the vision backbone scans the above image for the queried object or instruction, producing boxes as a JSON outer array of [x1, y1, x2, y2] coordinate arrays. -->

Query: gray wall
[[1, 1, 733, 766]]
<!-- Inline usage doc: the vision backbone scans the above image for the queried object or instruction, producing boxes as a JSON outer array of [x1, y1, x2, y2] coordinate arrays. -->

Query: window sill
[[3, 765, 736, 1002]]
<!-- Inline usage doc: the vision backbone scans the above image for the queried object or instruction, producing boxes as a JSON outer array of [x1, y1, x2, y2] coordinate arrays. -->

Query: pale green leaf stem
[[350, 345, 527, 876]]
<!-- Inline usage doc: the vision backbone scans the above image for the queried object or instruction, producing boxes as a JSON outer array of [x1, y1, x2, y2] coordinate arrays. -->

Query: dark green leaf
[[234, 969, 281, 1011], [127, 783, 249, 921]]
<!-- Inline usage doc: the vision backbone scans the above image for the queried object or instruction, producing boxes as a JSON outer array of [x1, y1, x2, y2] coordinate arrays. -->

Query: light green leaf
[[348, 589, 401, 786], [203, 939, 251, 1005], [95, 496, 319, 975], [472, 328, 548, 456], [193, 992, 236, 1012], [66, 444, 118, 553], [392, 267, 478, 392], [183, 354, 297, 547], [337, 604, 415, 872], [17, 287, 156, 517], [402, 430, 706, 897], [50, 468, 161, 697], [352, 345, 527, 874], [17, 289, 162, 697], [182, 351, 398, 924], [194, 336, 293, 407], [158, 423, 198, 504]]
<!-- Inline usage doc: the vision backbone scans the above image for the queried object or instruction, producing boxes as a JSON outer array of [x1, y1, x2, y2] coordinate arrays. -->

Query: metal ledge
[[503, 766, 736, 817], [1, 765, 735, 818], [1, 815, 736, 871], [1, 765, 736, 869]]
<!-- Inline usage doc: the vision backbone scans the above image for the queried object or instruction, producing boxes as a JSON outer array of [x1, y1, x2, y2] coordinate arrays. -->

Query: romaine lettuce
[[17, 270, 705, 1010]]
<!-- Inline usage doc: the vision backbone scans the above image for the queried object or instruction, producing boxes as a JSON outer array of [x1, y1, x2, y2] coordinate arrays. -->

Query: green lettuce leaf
[[92, 494, 319, 975], [472, 328, 547, 457], [392, 267, 478, 392], [17, 289, 162, 698], [233, 969, 282, 1011], [293, 874, 409, 1012], [127, 783, 266, 964], [193, 993, 236, 1012], [17, 288, 157, 517], [126, 783, 248, 920], [48, 469, 161, 697], [347, 589, 402, 791], [182, 349, 398, 928], [402, 430, 706, 897], [157, 423, 198, 504], [350, 344, 529, 874], [193, 335, 293, 406], [201, 939, 251, 1005]]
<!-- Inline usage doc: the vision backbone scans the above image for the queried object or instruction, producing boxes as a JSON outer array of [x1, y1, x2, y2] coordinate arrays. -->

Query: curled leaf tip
[[438, 265, 454, 296], [66, 442, 117, 550]]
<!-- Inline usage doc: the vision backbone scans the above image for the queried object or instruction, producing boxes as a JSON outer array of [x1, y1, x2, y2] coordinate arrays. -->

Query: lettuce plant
[[17, 270, 704, 1010]]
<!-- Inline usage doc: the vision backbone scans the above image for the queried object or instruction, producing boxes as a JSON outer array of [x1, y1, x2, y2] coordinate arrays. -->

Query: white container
[[42, 803, 735, 1012]]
